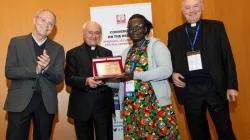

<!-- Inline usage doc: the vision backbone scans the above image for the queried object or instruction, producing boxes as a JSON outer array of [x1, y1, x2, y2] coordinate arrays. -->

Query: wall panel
[[0, 0, 249, 139]]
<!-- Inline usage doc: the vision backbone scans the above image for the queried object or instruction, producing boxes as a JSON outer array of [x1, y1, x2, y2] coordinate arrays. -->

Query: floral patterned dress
[[123, 40, 181, 140]]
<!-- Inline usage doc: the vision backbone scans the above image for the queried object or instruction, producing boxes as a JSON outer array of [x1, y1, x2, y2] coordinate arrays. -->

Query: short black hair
[[128, 14, 153, 35]]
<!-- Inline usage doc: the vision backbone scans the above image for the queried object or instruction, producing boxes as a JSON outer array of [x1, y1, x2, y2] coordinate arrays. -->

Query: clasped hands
[[36, 50, 50, 74]]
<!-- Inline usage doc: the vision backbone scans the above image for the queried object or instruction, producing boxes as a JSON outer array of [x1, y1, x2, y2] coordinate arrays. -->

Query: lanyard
[[185, 22, 201, 51], [129, 40, 146, 72]]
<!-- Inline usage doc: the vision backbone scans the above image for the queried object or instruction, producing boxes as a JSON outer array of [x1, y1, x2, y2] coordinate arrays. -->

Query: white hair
[[82, 21, 102, 34], [82, 21, 91, 33], [182, 0, 204, 9]]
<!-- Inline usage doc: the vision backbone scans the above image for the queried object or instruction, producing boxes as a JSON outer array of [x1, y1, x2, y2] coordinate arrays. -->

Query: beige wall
[[0, 0, 249, 139]]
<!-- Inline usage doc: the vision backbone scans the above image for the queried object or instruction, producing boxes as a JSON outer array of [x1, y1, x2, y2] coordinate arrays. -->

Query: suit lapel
[[179, 24, 188, 56], [26, 34, 37, 64], [96, 46, 105, 57], [45, 38, 53, 59], [79, 44, 108, 73], [200, 20, 209, 57], [80, 43, 92, 66]]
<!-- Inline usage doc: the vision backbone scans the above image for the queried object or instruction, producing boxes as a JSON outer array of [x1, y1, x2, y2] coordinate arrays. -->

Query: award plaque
[[92, 56, 124, 79]]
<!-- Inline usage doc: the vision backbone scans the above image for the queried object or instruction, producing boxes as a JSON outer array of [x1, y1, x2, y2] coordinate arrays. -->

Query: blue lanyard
[[185, 22, 201, 51], [129, 40, 146, 72]]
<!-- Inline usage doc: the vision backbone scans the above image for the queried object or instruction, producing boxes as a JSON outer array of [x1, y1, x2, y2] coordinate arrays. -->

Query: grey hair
[[82, 21, 102, 34], [182, 0, 204, 9], [35, 9, 56, 23], [82, 21, 91, 33]]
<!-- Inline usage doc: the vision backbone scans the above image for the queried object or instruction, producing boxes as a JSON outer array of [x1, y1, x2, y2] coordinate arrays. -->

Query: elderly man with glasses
[[4, 9, 65, 140]]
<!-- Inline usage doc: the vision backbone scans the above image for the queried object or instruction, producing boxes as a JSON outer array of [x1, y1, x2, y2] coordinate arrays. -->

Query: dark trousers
[[183, 82, 236, 140], [73, 91, 113, 140], [6, 92, 55, 140]]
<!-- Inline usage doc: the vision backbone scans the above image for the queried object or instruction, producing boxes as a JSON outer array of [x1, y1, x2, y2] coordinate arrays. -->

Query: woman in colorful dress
[[107, 14, 180, 140]]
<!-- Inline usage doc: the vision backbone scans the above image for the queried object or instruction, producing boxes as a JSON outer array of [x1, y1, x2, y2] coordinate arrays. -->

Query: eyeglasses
[[36, 16, 55, 28], [127, 24, 145, 33]]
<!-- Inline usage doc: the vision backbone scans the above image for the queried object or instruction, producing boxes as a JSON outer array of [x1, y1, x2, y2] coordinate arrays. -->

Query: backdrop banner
[[90, 3, 152, 139]]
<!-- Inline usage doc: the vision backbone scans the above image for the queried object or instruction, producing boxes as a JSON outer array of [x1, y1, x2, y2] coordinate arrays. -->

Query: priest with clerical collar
[[168, 0, 239, 139], [65, 21, 114, 140]]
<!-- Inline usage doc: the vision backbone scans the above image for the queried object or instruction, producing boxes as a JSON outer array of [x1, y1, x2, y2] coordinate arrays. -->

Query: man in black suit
[[65, 21, 114, 140], [168, 0, 239, 139], [4, 9, 65, 140]]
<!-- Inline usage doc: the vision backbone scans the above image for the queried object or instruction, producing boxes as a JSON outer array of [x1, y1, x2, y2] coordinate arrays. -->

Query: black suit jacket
[[168, 19, 238, 104], [4, 33, 65, 114], [65, 43, 114, 121]]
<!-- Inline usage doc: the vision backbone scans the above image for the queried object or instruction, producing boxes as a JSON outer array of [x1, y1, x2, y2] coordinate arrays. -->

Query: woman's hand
[[120, 72, 134, 81]]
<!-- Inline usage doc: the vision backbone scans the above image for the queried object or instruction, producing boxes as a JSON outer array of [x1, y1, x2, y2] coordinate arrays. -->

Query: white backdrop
[[90, 3, 152, 56], [90, 3, 152, 140]]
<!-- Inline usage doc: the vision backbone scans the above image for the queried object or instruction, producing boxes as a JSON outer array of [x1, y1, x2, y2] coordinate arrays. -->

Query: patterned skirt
[[123, 92, 181, 140]]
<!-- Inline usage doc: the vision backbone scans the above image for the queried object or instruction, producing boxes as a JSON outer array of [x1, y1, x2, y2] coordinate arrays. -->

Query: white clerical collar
[[188, 19, 202, 27], [191, 23, 197, 27], [32, 33, 47, 46], [91, 46, 96, 50]]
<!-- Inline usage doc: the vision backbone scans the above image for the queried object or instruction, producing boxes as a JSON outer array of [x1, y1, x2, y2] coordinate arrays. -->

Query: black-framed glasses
[[127, 24, 145, 33]]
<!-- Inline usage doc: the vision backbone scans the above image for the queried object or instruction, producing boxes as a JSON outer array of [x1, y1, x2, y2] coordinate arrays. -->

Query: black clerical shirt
[[184, 19, 214, 89]]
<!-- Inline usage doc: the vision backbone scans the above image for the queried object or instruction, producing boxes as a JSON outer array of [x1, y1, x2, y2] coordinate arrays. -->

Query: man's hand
[[36, 64, 42, 74], [172, 72, 186, 88], [37, 50, 50, 70], [86, 77, 103, 88], [227, 89, 239, 102]]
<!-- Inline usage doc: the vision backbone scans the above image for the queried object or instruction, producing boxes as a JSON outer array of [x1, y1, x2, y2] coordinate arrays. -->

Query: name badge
[[187, 50, 203, 71], [125, 80, 135, 97]]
